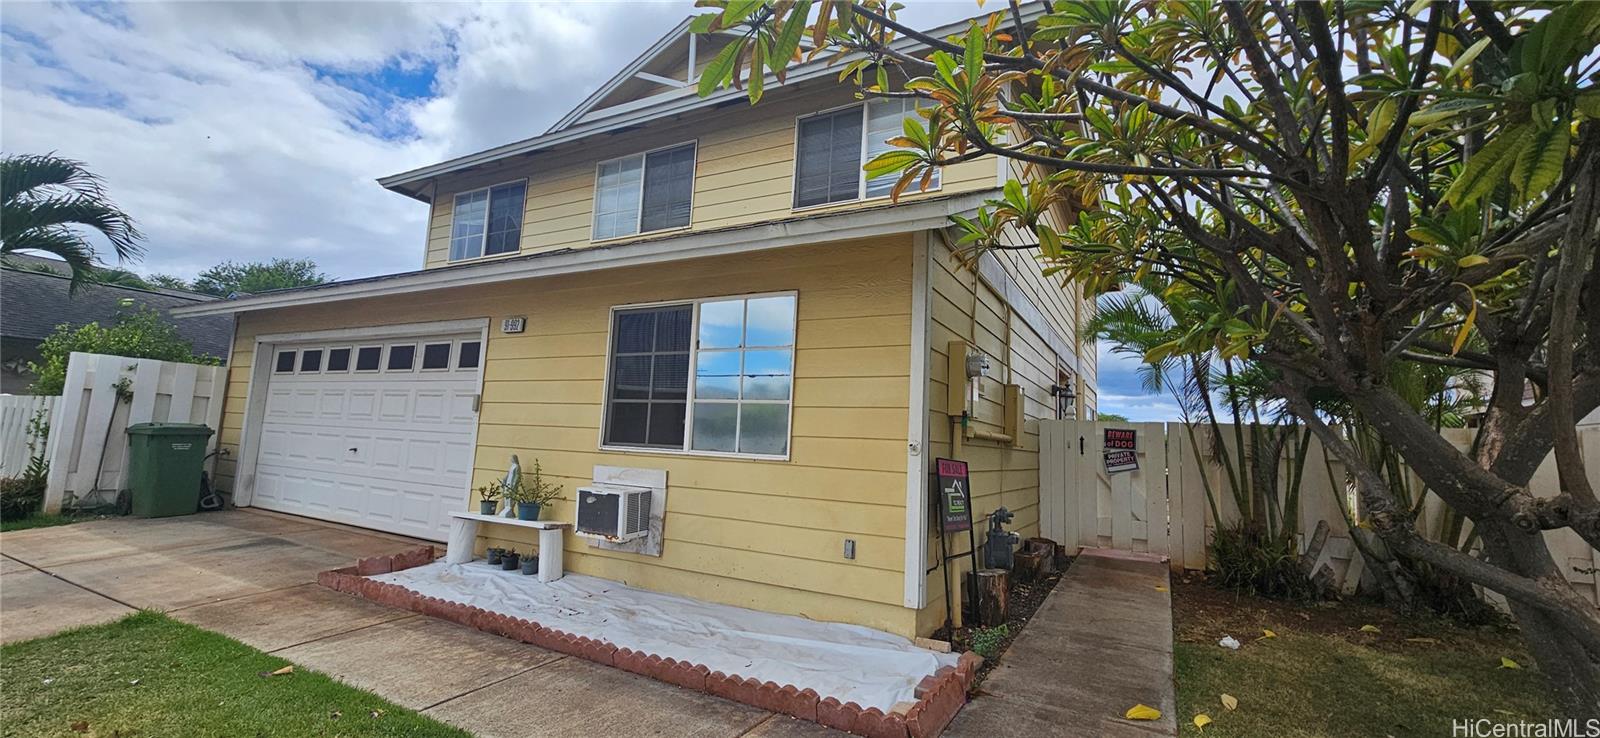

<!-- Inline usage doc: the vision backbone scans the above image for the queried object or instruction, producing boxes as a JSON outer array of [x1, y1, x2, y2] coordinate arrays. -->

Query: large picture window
[[593, 142, 696, 240], [602, 293, 797, 458], [794, 100, 940, 208], [450, 181, 527, 261]]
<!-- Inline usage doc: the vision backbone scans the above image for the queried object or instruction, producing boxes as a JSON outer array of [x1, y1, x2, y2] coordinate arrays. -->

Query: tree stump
[[1013, 549, 1046, 583], [1024, 537, 1060, 576], [976, 568, 1009, 627]]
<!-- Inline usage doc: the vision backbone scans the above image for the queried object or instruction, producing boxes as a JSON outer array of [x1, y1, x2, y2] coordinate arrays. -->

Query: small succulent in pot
[[486, 547, 504, 565], [508, 459, 563, 521], [476, 481, 503, 516], [501, 548, 521, 571], [520, 555, 539, 575]]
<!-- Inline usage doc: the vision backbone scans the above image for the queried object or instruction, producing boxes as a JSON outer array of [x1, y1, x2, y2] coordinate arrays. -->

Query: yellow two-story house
[[176, 10, 1097, 639]]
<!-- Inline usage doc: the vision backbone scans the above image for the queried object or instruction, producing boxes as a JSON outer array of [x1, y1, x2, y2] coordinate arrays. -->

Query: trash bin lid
[[126, 422, 215, 437]]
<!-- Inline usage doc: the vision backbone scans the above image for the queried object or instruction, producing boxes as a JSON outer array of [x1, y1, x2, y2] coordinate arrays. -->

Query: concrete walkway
[[1, 510, 842, 737], [945, 549, 1177, 737]]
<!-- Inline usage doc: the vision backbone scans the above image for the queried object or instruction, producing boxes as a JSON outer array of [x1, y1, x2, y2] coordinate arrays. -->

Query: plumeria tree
[[694, 0, 1600, 712]]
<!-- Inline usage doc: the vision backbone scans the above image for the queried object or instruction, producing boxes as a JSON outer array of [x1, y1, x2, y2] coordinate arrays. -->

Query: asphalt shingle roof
[[1, 265, 233, 359]]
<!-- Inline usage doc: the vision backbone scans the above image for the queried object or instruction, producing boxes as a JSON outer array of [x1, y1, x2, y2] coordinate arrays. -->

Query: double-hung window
[[449, 181, 527, 261], [603, 293, 797, 458], [794, 100, 940, 208], [593, 142, 696, 240]]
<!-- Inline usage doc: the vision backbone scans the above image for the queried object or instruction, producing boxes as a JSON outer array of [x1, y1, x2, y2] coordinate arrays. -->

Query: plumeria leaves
[[1124, 704, 1162, 721]]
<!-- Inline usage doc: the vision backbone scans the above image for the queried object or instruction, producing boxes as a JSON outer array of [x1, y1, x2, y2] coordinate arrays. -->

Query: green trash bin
[[125, 423, 214, 518]]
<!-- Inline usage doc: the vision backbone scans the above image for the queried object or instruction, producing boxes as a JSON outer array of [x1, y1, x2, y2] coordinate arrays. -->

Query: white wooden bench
[[446, 512, 570, 583]]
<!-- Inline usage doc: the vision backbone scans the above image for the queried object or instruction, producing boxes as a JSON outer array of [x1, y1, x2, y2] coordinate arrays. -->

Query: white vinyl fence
[[0, 394, 57, 477], [42, 352, 226, 513], [1040, 419, 1600, 606]]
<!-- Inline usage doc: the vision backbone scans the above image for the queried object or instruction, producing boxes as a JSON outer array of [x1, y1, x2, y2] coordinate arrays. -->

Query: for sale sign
[[1104, 427, 1138, 450], [1104, 448, 1139, 474], [935, 458, 972, 532]]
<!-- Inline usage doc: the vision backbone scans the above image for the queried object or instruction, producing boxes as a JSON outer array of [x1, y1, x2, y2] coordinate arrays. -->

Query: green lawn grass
[[1173, 583, 1559, 737], [1, 611, 468, 738], [0, 513, 79, 533]]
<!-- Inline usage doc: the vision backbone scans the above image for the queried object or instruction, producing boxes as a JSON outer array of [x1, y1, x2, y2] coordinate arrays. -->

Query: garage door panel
[[251, 330, 481, 542]]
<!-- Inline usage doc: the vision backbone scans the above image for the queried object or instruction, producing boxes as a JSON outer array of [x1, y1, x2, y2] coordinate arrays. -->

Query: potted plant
[[500, 548, 520, 571], [509, 459, 562, 521], [520, 554, 539, 576], [476, 481, 503, 516], [486, 546, 504, 565]]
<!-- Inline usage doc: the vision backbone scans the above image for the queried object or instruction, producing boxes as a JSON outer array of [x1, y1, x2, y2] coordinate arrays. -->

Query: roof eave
[[172, 189, 998, 318]]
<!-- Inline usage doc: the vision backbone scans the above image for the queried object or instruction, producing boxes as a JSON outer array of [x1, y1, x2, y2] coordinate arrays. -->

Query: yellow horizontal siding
[[422, 82, 1001, 268], [216, 237, 921, 636]]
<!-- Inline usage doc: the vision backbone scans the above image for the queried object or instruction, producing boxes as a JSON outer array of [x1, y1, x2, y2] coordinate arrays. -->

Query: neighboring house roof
[[1, 264, 234, 359], [376, 3, 1049, 200], [171, 189, 994, 318]]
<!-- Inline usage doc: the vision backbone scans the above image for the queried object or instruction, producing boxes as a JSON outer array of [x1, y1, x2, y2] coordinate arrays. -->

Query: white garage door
[[251, 331, 482, 541]]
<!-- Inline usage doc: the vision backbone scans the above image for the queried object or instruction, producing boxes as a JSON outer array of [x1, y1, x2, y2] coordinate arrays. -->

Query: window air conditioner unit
[[575, 483, 652, 542]]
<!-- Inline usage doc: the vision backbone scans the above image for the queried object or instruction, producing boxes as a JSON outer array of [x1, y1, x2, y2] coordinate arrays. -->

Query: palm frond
[[1, 153, 106, 207], [3, 229, 99, 291], [1, 195, 142, 261]]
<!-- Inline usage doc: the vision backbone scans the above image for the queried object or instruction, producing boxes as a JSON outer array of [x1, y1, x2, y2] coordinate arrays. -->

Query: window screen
[[450, 182, 526, 261], [794, 107, 864, 207], [865, 99, 940, 198], [327, 348, 351, 372], [274, 350, 296, 373], [421, 343, 452, 370], [604, 305, 691, 448], [299, 349, 323, 373], [593, 156, 643, 240], [640, 144, 695, 232], [355, 346, 382, 371], [690, 295, 796, 455]]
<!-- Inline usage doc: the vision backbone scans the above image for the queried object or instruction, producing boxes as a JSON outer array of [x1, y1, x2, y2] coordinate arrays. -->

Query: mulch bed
[[931, 556, 1071, 688], [1172, 573, 1518, 654]]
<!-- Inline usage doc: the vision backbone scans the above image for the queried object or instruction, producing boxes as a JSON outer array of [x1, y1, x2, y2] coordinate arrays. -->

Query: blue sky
[[0, 1, 1168, 420]]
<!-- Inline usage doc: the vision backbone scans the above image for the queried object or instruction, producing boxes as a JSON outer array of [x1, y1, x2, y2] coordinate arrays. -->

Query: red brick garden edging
[[318, 546, 980, 738]]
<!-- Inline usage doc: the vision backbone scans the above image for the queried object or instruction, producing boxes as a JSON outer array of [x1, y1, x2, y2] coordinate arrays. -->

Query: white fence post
[[41, 352, 228, 514]]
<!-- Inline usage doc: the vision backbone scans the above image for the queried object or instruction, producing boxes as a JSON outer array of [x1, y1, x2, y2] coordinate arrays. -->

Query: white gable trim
[[378, 3, 1049, 195], [548, 17, 694, 135]]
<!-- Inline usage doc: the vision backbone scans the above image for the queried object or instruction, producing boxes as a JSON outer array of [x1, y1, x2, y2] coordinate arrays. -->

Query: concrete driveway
[[1, 510, 840, 737]]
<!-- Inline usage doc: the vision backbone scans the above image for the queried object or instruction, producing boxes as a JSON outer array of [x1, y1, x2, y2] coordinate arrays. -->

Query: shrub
[[1208, 522, 1319, 601], [970, 624, 1010, 659], [27, 304, 220, 395], [0, 475, 45, 521]]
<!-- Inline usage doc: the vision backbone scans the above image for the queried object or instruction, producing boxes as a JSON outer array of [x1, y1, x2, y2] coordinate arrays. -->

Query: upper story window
[[593, 142, 696, 240], [449, 181, 527, 262], [794, 100, 941, 209], [602, 293, 798, 458]]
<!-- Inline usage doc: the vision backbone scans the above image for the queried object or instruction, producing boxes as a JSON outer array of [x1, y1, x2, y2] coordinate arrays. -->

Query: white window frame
[[273, 349, 297, 374], [591, 140, 698, 243], [598, 290, 798, 461], [384, 343, 418, 373], [791, 100, 942, 212], [448, 178, 528, 263], [297, 347, 325, 374], [353, 345, 383, 373], [456, 340, 483, 370], [419, 340, 455, 372], [324, 346, 354, 374]]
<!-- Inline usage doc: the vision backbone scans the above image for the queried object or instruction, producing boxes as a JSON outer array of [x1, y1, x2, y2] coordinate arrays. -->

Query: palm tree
[[1, 153, 143, 287]]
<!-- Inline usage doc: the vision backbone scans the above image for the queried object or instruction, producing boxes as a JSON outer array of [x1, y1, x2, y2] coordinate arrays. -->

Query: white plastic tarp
[[371, 561, 956, 710]]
